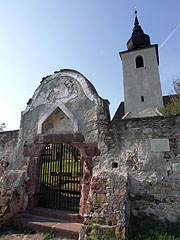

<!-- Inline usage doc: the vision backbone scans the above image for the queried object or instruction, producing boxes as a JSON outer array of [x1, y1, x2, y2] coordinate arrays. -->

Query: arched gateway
[[21, 69, 107, 217]]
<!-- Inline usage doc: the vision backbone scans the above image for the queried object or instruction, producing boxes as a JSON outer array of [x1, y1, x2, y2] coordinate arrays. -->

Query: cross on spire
[[134, 6, 137, 17], [134, 7, 139, 27], [126, 8, 151, 50]]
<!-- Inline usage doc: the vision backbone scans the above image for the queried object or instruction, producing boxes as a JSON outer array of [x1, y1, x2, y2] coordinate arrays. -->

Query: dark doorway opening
[[38, 143, 82, 212]]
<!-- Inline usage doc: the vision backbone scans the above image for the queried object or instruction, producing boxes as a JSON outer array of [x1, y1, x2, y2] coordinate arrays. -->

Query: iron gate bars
[[38, 143, 82, 212]]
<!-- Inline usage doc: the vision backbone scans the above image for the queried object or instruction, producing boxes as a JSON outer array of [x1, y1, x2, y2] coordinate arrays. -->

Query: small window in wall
[[141, 96, 144, 102], [136, 56, 144, 68]]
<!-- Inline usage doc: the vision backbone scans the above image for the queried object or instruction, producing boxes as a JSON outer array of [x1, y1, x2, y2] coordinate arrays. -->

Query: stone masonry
[[0, 130, 26, 226]]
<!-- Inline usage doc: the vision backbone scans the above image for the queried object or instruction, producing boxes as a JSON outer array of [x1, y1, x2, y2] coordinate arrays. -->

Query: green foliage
[[159, 78, 180, 116], [0, 123, 6, 132], [101, 228, 121, 240], [129, 216, 180, 240], [133, 232, 180, 240], [44, 232, 56, 240], [173, 78, 180, 95], [85, 226, 123, 240], [160, 95, 180, 116]]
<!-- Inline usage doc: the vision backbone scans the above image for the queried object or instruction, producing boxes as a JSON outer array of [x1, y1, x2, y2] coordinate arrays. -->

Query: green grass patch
[[129, 216, 180, 240], [44, 231, 56, 240]]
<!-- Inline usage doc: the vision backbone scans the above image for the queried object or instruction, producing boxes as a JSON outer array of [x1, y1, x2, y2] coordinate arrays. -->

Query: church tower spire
[[127, 10, 151, 50], [119, 11, 163, 118]]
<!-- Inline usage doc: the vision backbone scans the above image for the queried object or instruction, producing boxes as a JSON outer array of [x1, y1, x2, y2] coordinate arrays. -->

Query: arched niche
[[37, 102, 78, 134], [42, 108, 74, 134]]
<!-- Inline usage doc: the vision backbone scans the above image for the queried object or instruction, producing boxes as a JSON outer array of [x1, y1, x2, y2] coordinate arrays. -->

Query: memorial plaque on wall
[[151, 138, 170, 152]]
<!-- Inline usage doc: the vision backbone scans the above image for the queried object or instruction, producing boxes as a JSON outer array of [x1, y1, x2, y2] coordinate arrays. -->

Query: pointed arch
[[37, 101, 78, 134]]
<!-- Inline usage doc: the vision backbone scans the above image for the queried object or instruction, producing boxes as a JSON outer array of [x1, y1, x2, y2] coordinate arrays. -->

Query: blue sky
[[0, 0, 179, 130]]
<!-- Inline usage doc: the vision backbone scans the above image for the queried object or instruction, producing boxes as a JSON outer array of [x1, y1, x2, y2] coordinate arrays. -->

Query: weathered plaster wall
[[120, 45, 163, 118], [107, 115, 180, 223], [18, 70, 109, 214], [20, 71, 103, 143]]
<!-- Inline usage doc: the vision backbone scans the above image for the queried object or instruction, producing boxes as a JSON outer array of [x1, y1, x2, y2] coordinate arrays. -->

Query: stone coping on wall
[[0, 130, 19, 135], [111, 113, 180, 123]]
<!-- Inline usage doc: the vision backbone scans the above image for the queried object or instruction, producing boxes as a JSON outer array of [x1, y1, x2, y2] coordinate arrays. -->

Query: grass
[[44, 231, 56, 240], [38, 144, 82, 210], [129, 216, 180, 240], [133, 233, 180, 240], [40, 143, 82, 191], [85, 217, 180, 240]]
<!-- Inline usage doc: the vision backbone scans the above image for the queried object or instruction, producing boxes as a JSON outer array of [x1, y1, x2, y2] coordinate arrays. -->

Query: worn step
[[13, 213, 82, 240], [30, 207, 84, 223]]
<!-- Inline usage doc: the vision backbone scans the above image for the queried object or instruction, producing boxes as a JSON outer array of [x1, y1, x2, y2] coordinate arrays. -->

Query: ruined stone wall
[[16, 71, 106, 171], [81, 171, 128, 239], [17, 70, 109, 215], [0, 70, 110, 229], [0, 130, 19, 176], [81, 105, 129, 239], [83, 114, 180, 239], [0, 130, 26, 227], [109, 115, 180, 223]]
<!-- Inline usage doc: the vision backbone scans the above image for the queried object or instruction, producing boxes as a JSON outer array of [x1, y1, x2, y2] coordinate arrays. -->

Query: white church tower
[[120, 11, 164, 118]]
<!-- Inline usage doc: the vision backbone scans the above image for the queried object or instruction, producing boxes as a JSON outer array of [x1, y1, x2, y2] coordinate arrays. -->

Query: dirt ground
[[0, 229, 69, 240]]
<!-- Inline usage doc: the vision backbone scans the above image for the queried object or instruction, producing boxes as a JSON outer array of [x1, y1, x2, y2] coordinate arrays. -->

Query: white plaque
[[151, 139, 170, 152]]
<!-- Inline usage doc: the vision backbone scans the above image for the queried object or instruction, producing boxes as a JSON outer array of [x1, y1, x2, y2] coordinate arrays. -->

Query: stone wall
[[0, 130, 19, 176], [17, 69, 110, 216], [80, 171, 128, 239], [0, 70, 110, 229], [82, 114, 180, 239], [0, 130, 26, 227], [81, 103, 129, 239], [110, 115, 180, 223]]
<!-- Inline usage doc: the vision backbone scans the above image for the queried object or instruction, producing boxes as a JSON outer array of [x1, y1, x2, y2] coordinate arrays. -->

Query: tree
[[0, 123, 6, 132], [173, 78, 180, 94], [159, 78, 180, 116]]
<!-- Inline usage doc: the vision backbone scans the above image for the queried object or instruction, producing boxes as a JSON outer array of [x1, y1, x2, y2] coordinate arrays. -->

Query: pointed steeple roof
[[127, 10, 151, 50]]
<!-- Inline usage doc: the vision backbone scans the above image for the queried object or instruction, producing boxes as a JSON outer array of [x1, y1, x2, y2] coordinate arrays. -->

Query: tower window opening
[[141, 96, 144, 102], [136, 56, 144, 68]]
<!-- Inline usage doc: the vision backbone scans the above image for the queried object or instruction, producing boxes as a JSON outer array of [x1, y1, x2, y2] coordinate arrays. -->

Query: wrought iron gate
[[38, 143, 82, 212]]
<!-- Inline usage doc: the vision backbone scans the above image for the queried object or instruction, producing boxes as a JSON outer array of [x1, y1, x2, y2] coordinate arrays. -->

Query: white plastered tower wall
[[120, 45, 164, 118], [119, 12, 164, 118]]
